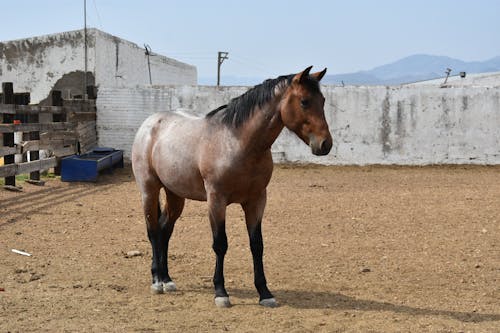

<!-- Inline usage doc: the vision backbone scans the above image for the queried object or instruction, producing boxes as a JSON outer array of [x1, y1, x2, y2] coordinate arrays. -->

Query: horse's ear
[[311, 68, 327, 82], [293, 66, 313, 84]]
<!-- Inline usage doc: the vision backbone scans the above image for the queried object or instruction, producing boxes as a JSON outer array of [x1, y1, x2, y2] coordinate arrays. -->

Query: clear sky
[[2, 0, 499, 84]]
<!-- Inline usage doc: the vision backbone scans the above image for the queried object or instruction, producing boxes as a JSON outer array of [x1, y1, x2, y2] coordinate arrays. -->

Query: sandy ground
[[1, 165, 499, 332]]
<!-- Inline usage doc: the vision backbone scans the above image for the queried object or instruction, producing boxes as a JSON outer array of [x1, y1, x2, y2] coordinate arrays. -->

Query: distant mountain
[[323, 54, 500, 85]]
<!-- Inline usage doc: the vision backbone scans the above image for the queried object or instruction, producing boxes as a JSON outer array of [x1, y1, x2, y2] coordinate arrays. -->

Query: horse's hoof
[[214, 296, 231, 308], [259, 298, 278, 307], [163, 281, 177, 292], [150, 282, 164, 294]]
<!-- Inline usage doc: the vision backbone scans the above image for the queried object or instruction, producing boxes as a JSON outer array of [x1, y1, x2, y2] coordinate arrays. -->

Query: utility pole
[[83, 0, 88, 99], [217, 51, 228, 86]]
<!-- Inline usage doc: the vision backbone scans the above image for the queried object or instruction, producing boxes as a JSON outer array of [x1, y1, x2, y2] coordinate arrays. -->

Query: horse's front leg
[[207, 193, 230, 307], [242, 191, 277, 307]]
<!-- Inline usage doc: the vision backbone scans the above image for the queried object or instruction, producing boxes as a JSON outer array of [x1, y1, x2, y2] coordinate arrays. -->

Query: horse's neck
[[238, 101, 284, 153]]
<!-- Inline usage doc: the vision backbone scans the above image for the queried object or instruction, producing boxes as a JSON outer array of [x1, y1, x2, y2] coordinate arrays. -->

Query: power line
[[232, 54, 270, 71], [229, 57, 270, 75], [92, 0, 104, 30]]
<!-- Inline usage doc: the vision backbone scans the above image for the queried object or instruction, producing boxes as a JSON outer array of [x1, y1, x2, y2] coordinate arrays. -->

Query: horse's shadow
[[216, 288, 500, 323]]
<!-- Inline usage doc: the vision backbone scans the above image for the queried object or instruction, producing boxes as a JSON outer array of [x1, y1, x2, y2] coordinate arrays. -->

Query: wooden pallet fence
[[0, 82, 97, 188]]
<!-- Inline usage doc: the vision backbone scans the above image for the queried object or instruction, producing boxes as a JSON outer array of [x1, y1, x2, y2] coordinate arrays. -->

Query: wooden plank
[[0, 122, 74, 133], [81, 124, 97, 132], [18, 157, 57, 175], [64, 138, 78, 146], [0, 104, 15, 114], [0, 164, 16, 178], [79, 135, 97, 146], [2, 82, 15, 186], [79, 137, 97, 148], [68, 112, 96, 122], [43, 142, 70, 151], [28, 111, 40, 181], [22, 138, 77, 151], [0, 157, 57, 178], [0, 105, 65, 114], [79, 129, 97, 139], [76, 120, 96, 129], [78, 127, 97, 137], [20, 105, 62, 114], [0, 146, 18, 156], [40, 106, 64, 114], [21, 140, 40, 152], [63, 106, 83, 113], [80, 143, 97, 153], [40, 131, 77, 140], [13, 105, 40, 114], [77, 119, 96, 126], [52, 146, 76, 157], [77, 122, 96, 133]]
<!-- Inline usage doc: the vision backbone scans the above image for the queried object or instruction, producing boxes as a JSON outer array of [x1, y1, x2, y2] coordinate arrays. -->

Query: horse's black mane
[[206, 73, 320, 128]]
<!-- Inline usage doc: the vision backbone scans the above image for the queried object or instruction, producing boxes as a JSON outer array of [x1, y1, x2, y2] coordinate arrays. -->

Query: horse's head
[[280, 66, 332, 156]]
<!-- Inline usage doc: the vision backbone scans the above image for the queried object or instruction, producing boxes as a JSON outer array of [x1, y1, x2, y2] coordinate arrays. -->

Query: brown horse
[[131, 66, 332, 308]]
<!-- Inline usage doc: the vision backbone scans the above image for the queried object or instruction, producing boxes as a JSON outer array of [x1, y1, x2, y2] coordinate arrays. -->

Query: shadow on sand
[[193, 287, 500, 323], [0, 169, 133, 228]]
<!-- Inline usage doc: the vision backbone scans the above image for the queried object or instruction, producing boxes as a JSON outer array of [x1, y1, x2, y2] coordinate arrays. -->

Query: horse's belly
[[161, 169, 207, 201], [152, 145, 207, 201]]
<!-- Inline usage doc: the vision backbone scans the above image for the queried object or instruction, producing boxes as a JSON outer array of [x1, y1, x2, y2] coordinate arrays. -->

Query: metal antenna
[[443, 68, 452, 85]]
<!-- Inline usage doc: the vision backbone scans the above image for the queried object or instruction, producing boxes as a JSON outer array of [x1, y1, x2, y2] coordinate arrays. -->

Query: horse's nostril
[[319, 138, 332, 155], [321, 140, 327, 152]]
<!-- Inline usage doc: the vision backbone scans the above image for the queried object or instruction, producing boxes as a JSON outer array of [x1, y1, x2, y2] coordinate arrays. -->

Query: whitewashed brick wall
[[97, 85, 500, 165]]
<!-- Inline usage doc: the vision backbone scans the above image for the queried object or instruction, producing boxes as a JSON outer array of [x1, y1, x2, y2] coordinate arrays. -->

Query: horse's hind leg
[[138, 180, 164, 293], [158, 188, 185, 291], [139, 179, 184, 294]]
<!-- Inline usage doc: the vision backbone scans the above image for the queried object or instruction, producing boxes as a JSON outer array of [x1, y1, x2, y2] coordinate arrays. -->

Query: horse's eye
[[300, 99, 310, 109]]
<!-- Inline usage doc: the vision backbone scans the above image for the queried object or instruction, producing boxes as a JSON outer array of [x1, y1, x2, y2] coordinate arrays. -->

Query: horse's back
[[132, 111, 200, 159]]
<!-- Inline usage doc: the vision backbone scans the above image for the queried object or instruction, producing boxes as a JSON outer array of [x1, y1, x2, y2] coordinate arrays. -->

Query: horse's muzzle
[[311, 136, 333, 156]]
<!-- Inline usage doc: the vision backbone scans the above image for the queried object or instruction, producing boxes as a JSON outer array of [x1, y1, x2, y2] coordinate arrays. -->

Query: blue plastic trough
[[61, 147, 124, 182]]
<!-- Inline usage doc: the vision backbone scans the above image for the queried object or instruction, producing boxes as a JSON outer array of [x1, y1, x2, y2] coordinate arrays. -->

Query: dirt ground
[[1, 165, 499, 332]]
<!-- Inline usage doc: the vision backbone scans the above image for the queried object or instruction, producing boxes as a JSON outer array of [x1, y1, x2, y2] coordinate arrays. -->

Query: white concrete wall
[[94, 29, 196, 88], [97, 85, 247, 155], [0, 30, 95, 103], [0, 29, 197, 103], [407, 71, 500, 87], [97, 85, 500, 165]]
